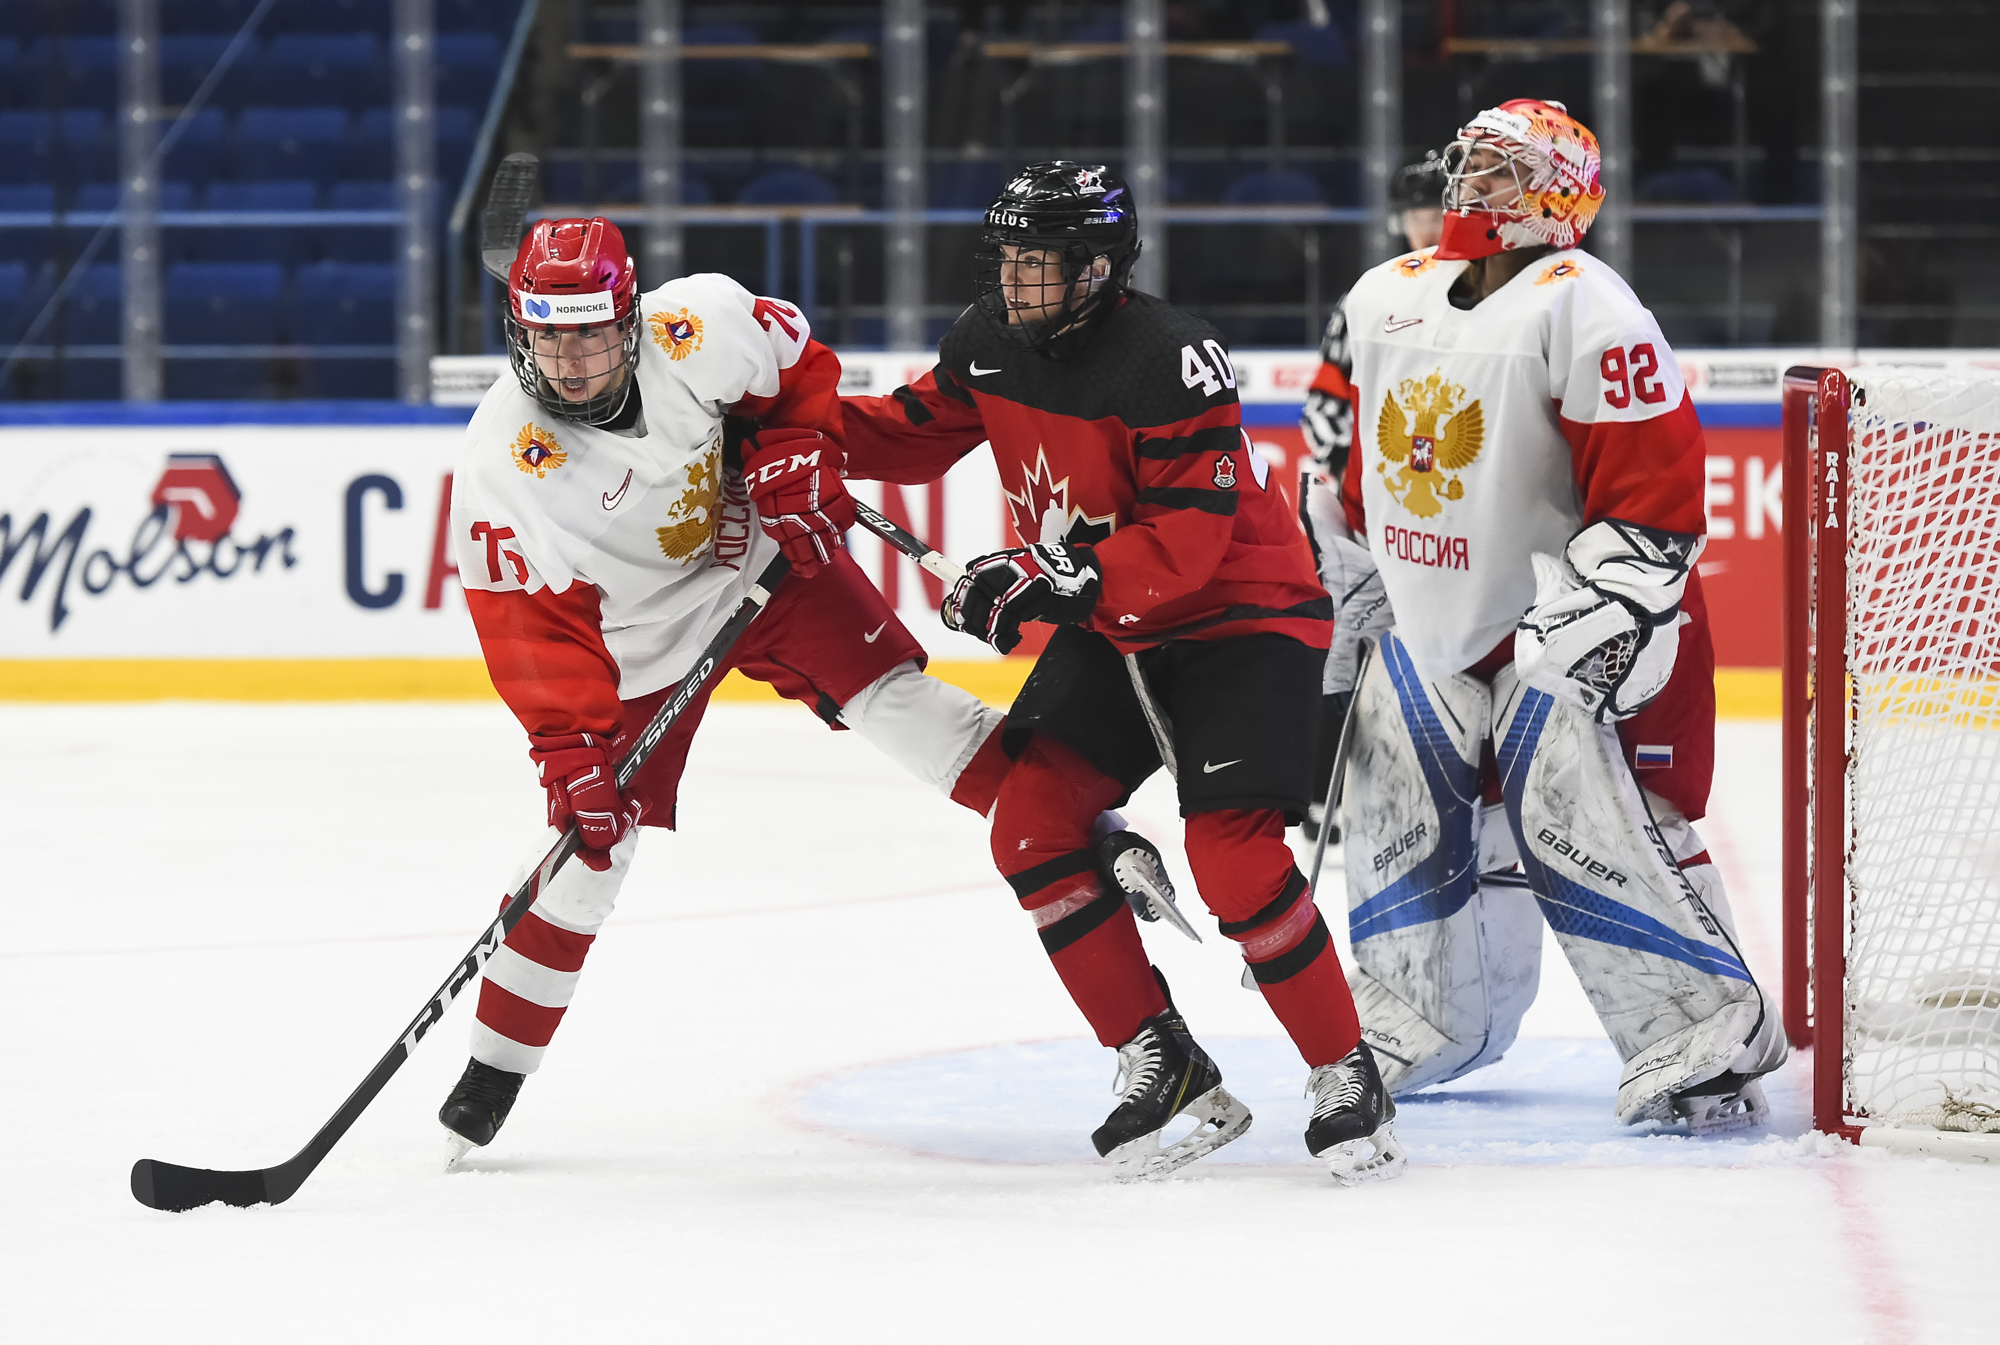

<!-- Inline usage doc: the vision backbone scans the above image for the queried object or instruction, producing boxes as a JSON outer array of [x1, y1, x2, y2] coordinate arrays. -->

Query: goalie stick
[[1307, 638, 1373, 898], [129, 554, 791, 1213]]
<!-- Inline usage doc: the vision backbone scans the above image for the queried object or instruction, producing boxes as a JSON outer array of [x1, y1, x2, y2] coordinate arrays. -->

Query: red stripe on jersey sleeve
[[506, 909, 596, 974], [1559, 391, 1708, 534], [840, 367, 989, 485], [465, 584, 623, 741], [731, 338, 845, 443], [1310, 359, 1357, 402], [475, 978, 567, 1049]]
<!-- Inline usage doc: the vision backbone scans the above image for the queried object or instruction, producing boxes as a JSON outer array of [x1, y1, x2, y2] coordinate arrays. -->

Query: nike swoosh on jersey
[[602, 469, 633, 510], [1382, 316, 1424, 333], [1201, 759, 1243, 773], [863, 622, 887, 643], [968, 362, 1002, 376]]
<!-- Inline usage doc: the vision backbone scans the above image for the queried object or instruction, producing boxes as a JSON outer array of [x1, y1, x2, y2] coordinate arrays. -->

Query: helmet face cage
[[505, 310, 641, 426], [974, 232, 1115, 351], [1441, 136, 1531, 215]]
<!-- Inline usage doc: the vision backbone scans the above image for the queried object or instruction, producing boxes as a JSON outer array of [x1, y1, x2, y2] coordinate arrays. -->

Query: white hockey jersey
[[451, 273, 807, 701], [1338, 247, 1708, 678]]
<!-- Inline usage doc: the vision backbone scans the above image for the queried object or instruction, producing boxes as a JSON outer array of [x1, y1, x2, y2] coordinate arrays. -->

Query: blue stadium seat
[[249, 32, 387, 109], [1254, 20, 1350, 70], [0, 184, 56, 264], [166, 262, 286, 344], [76, 181, 197, 211], [1638, 167, 1741, 203], [270, 0, 391, 33], [0, 109, 112, 186], [161, 0, 265, 32], [736, 169, 839, 206], [323, 181, 397, 261], [343, 108, 394, 182], [197, 181, 319, 263], [1220, 169, 1326, 205], [38, 36, 120, 109], [436, 106, 479, 190], [160, 108, 229, 186], [0, 261, 51, 347], [0, 40, 21, 109], [928, 161, 1008, 210], [292, 261, 397, 398], [52, 263, 122, 346], [160, 35, 238, 107], [436, 32, 502, 108], [233, 107, 351, 186]]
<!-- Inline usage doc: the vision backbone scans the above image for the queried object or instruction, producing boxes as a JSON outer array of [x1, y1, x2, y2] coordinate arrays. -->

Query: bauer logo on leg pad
[[1373, 821, 1428, 873], [1535, 828, 1629, 887]]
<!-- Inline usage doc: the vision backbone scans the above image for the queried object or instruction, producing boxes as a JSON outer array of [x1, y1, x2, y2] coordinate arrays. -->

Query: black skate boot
[[1095, 829, 1201, 943], [1304, 1042, 1408, 1186], [439, 1057, 524, 1168], [1091, 975, 1252, 1179]]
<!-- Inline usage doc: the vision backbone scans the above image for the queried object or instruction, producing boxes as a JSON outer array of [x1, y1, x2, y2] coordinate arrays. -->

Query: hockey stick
[[1306, 638, 1374, 898], [479, 152, 540, 282], [130, 555, 792, 1213]]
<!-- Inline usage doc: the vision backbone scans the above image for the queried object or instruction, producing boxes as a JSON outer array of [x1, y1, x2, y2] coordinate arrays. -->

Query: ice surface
[[4, 707, 1996, 1342]]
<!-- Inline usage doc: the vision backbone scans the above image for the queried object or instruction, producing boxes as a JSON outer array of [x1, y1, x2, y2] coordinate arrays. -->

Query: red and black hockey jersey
[[841, 293, 1331, 653]]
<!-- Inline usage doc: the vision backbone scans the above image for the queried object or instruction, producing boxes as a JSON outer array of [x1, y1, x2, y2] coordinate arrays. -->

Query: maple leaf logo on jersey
[[1375, 371, 1484, 519], [656, 448, 721, 562], [1536, 259, 1585, 285], [648, 307, 704, 360], [1003, 446, 1118, 546], [1392, 251, 1439, 278], [511, 424, 568, 479]]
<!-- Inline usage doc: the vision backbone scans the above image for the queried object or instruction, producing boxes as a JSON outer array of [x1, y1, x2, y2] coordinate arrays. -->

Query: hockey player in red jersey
[[842, 163, 1405, 1184], [433, 217, 1028, 1161], [1316, 100, 1787, 1133]]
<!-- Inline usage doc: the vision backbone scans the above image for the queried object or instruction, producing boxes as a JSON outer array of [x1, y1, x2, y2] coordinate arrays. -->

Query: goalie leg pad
[[1342, 632, 1545, 1094], [471, 824, 639, 1075], [1490, 665, 1786, 1125]]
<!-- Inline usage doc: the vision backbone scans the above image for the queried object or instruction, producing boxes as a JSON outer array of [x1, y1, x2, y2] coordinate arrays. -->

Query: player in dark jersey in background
[[842, 163, 1405, 1185]]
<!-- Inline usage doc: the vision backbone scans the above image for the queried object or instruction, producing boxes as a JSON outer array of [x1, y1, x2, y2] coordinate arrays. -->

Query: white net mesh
[[1844, 367, 2000, 1132]]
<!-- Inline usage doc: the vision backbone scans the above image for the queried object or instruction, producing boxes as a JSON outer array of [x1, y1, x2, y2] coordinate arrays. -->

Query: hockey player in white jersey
[[433, 217, 1023, 1160], [1309, 99, 1786, 1133]]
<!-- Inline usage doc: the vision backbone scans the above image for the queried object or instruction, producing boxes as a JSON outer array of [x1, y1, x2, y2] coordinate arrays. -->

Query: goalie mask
[[1435, 99, 1604, 261], [505, 217, 641, 426], [975, 161, 1141, 356]]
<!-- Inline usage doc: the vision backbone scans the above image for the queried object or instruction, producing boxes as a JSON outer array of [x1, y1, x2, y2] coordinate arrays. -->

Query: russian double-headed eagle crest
[[648, 307, 704, 360], [511, 424, 568, 478], [1375, 371, 1484, 519], [655, 448, 721, 562]]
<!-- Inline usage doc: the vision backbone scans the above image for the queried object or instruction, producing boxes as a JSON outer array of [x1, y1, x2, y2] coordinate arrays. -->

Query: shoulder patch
[[1391, 251, 1439, 278], [1536, 259, 1585, 285], [649, 307, 704, 359], [511, 424, 568, 478]]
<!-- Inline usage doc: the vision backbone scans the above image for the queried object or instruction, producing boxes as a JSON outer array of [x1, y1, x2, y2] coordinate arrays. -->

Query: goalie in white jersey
[[1307, 99, 1786, 1133], [433, 217, 1019, 1161]]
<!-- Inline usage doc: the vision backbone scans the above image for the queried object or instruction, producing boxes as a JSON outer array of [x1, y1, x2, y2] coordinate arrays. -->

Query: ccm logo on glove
[[739, 428, 857, 579], [528, 731, 642, 871]]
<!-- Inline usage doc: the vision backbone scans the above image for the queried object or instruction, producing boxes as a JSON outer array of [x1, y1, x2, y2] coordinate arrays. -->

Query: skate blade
[[1318, 1120, 1409, 1187], [1110, 851, 1202, 944], [442, 1127, 479, 1171], [1104, 1085, 1252, 1181], [1676, 1080, 1770, 1137]]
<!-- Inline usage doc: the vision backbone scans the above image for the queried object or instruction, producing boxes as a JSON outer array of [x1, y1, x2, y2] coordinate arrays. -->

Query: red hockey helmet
[[1435, 99, 1605, 262], [504, 217, 642, 425]]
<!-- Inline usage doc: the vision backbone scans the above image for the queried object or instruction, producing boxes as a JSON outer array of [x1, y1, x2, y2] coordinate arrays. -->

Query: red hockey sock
[[992, 735, 1165, 1046], [1186, 808, 1361, 1068]]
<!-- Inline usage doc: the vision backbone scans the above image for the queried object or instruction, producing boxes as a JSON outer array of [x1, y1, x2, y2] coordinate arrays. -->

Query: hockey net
[[1784, 364, 2000, 1150]]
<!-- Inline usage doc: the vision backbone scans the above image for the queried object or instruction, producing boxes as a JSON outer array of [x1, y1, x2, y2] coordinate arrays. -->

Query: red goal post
[[1781, 364, 2000, 1157]]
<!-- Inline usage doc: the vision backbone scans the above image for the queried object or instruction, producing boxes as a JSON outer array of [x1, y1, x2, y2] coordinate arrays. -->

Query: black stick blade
[[480, 152, 540, 282], [131, 1158, 270, 1212]]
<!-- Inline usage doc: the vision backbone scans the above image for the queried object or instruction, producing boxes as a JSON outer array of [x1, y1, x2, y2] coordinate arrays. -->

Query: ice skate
[[1091, 994, 1250, 1179], [1304, 1043, 1408, 1186], [1670, 1075, 1770, 1135], [1095, 829, 1201, 943], [439, 1057, 525, 1168]]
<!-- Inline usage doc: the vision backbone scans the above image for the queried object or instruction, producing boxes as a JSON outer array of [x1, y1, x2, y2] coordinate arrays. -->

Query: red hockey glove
[[943, 541, 1102, 655], [740, 428, 856, 578], [527, 732, 642, 872]]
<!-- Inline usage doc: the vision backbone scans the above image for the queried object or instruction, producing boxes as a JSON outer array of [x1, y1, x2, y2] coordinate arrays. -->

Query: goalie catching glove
[[528, 732, 642, 871], [1513, 519, 1704, 722], [740, 428, 856, 578], [944, 541, 1101, 655]]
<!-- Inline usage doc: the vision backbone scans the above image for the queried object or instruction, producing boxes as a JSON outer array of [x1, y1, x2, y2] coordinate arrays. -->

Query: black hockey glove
[[944, 542, 1102, 655]]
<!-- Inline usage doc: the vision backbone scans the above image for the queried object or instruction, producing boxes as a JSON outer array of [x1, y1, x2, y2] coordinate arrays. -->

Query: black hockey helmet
[[1392, 152, 1449, 212], [975, 161, 1141, 354]]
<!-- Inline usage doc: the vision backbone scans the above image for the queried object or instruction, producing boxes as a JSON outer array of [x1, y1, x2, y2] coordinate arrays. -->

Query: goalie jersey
[[451, 273, 832, 739], [1338, 247, 1711, 679]]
